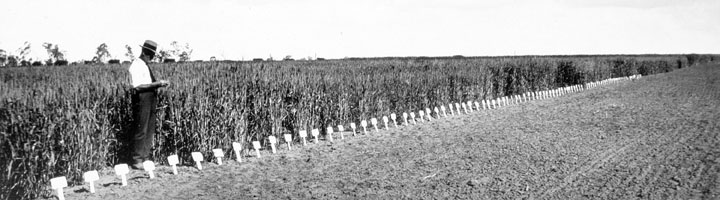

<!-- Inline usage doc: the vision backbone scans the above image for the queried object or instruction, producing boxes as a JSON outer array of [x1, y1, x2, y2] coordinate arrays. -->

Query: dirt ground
[[51, 64, 720, 199]]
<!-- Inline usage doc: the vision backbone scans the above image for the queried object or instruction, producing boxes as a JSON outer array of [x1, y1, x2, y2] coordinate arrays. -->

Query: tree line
[[0, 41, 193, 67]]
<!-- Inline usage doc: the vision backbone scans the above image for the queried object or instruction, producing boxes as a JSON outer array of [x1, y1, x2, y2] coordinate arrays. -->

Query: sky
[[0, 0, 718, 62]]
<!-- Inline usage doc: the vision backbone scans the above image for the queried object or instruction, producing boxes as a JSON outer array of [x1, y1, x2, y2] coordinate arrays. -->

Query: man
[[128, 40, 169, 169]]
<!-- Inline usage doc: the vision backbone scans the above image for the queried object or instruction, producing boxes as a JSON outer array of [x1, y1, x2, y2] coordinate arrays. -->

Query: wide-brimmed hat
[[139, 40, 157, 54]]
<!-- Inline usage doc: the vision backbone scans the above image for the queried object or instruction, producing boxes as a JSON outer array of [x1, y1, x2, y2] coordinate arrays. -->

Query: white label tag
[[269, 136, 277, 144], [84, 170, 99, 193], [83, 171, 99, 182], [191, 152, 204, 162], [350, 123, 356, 130], [338, 125, 345, 132], [114, 164, 129, 175], [213, 149, 225, 157], [361, 120, 368, 128], [168, 155, 179, 165], [252, 141, 262, 157], [390, 113, 396, 120], [311, 129, 320, 137], [143, 160, 156, 171], [371, 118, 378, 126], [232, 142, 242, 151], [299, 130, 308, 138], [51, 176, 68, 189], [382, 116, 389, 123], [284, 134, 292, 142], [143, 160, 155, 179]]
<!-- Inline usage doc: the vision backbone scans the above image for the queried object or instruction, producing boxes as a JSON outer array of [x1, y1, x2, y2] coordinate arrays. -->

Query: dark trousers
[[131, 90, 158, 163]]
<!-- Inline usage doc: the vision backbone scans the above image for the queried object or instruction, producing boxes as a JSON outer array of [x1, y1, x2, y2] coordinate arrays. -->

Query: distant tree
[[210, 56, 216, 62], [169, 41, 193, 62], [153, 49, 171, 63], [0, 49, 6, 67], [16, 41, 32, 64], [42, 43, 66, 65], [94, 43, 111, 63], [283, 55, 294, 61], [6, 56, 19, 67], [125, 44, 135, 60]]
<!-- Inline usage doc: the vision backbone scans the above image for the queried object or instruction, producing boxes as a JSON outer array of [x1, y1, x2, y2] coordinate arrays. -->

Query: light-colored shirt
[[128, 59, 152, 88]]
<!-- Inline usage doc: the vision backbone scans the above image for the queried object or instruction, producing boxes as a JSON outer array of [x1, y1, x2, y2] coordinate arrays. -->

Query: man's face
[[142, 49, 156, 61]]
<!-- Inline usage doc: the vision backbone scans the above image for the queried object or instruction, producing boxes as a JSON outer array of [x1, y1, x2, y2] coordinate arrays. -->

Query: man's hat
[[140, 40, 157, 54]]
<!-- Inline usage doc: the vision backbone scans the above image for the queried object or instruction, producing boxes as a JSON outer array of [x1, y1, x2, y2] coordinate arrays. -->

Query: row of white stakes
[[48, 74, 641, 200]]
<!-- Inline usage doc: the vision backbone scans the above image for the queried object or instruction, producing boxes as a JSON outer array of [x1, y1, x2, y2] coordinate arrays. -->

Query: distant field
[[1, 54, 717, 199]]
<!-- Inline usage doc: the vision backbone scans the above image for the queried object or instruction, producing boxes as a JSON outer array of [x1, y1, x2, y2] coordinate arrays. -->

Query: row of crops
[[1, 54, 718, 199]]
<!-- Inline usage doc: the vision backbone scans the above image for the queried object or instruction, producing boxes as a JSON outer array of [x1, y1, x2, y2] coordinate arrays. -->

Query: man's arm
[[134, 80, 169, 92]]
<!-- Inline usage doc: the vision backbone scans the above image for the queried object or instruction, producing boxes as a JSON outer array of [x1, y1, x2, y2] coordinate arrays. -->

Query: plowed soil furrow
[[54, 64, 720, 200]]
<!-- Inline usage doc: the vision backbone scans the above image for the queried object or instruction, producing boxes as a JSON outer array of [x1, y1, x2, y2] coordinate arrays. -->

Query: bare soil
[[51, 64, 720, 199]]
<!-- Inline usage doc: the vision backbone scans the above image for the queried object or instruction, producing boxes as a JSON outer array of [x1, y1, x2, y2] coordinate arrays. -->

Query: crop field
[[0, 54, 718, 199]]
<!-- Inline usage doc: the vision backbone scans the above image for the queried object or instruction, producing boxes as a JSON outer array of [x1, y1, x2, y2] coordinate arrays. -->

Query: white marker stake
[[114, 164, 129, 186], [462, 103, 468, 114], [371, 118, 379, 132], [269, 136, 278, 153], [338, 125, 345, 139], [212, 149, 225, 165], [491, 99, 496, 109], [466, 101, 473, 111], [402, 113, 409, 125], [350, 123, 357, 136], [361, 120, 368, 134], [143, 160, 156, 179], [168, 155, 179, 174], [448, 104, 454, 115], [418, 111, 425, 122], [440, 106, 447, 117], [50, 176, 67, 200], [455, 103, 461, 114], [326, 127, 334, 141], [311, 129, 320, 143], [390, 113, 398, 127], [252, 141, 262, 158], [425, 108, 433, 120], [434, 107, 440, 119], [474, 102, 480, 111], [83, 171, 99, 193], [299, 130, 308, 146], [232, 142, 242, 162], [191, 152, 204, 170], [409, 112, 417, 124], [284, 134, 292, 150], [482, 100, 487, 110], [382, 116, 389, 130]]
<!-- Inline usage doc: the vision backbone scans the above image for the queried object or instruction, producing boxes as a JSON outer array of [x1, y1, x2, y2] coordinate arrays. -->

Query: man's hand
[[157, 80, 170, 87]]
